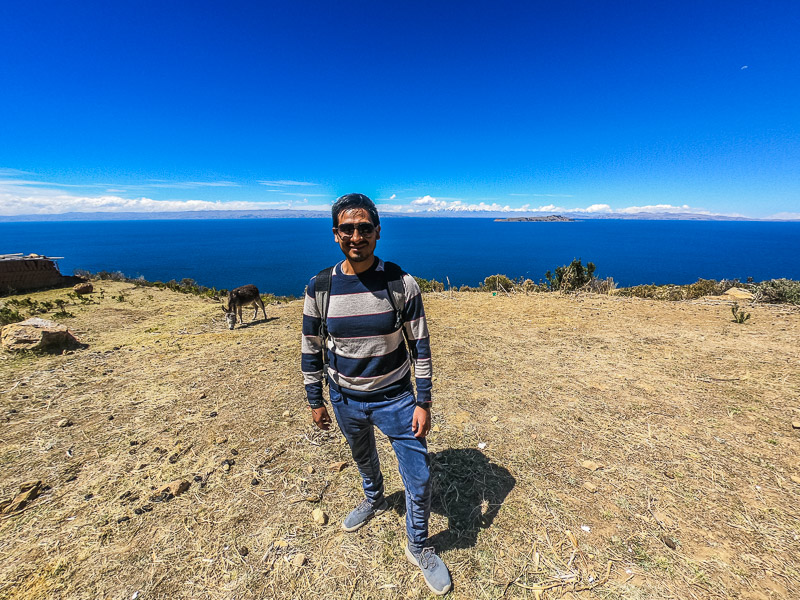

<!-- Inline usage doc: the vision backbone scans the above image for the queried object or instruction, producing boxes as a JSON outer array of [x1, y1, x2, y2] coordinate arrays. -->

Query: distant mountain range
[[0, 209, 793, 222]]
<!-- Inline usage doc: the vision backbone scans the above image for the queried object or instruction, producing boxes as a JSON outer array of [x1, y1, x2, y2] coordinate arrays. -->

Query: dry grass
[[1, 283, 799, 599]]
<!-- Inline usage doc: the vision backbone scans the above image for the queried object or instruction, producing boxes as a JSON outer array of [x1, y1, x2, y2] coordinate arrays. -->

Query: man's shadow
[[387, 448, 516, 552]]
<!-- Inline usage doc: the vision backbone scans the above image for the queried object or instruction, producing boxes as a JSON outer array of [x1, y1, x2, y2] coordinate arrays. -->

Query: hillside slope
[[1, 283, 799, 599]]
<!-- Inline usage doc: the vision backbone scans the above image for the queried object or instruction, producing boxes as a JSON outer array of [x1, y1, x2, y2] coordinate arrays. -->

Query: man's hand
[[311, 406, 332, 430], [412, 405, 431, 438]]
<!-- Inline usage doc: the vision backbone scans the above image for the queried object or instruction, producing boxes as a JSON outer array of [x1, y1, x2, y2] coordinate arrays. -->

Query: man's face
[[334, 208, 380, 264]]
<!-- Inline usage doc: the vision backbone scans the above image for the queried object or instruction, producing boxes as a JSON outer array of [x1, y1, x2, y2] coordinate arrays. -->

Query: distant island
[[494, 215, 575, 222]]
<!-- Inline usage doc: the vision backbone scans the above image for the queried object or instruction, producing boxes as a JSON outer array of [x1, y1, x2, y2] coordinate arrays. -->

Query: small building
[[0, 254, 77, 294]]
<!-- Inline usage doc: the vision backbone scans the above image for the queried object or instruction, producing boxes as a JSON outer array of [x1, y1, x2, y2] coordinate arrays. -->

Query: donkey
[[222, 284, 267, 330]]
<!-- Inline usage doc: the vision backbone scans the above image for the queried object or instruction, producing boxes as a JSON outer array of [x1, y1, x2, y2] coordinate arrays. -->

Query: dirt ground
[[1, 282, 799, 600]]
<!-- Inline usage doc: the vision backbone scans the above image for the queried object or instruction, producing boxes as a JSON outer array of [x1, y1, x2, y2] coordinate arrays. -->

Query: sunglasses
[[336, 222, 376, 237]]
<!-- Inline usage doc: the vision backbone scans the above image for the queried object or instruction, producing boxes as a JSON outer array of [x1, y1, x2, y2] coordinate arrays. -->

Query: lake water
[[1, 218, 798, 296]]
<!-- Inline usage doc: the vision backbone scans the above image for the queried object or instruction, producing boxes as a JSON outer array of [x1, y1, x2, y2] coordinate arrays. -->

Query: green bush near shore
[[618, 278, 740, 301], [75, 270, 296, 303], [68, 269, 800, 306], [753, 278, 800, 305], [413, 276, 445, 293], [618, 278, 800, 305]]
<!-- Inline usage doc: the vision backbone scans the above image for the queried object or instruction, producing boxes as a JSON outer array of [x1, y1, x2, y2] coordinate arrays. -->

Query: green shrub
[[76, 270, 294, 301], [754, 279, 800, 305], [95, 270, 127, 281], [6, 297, 49, 316], [731, 302, 751, 323], [480, 274, 516, 292], [618, 284, 682, 300], [0, 304, 24, 326], [52, 299, 74, 319], [685, 278, 738, 299], [545, 259, 595, 292], [619, 278, 741, 301], [413, 276, 445, 293], [260, 293, 295, 305], [581, 277, 617, 294]]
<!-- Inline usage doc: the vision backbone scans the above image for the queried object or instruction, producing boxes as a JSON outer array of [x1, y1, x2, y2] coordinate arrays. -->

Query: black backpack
[[314, 261, 406, 370]]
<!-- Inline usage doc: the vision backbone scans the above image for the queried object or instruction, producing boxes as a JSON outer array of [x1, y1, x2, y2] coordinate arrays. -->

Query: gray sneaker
[[341, 498, 388, 532], [405, 544, 452, 596]]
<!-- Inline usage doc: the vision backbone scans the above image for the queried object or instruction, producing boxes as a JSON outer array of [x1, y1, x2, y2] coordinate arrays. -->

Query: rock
[[238, 546, 249, 557], [57, 418, 73, 428], [305, 465, 315, 475], [251, 478, 260, 486], [273, 540, 289, 549], [431, 424, 441, 433], [73, 282, 93, 294], [792, 421, 800, 430], [1, 318, 81, 353], [490, 416, 499, 423], [724, 287, 753, 300], [659, 533, 677, 549], [292, 553, 307, 567], [198, 392, 207, 400], [215, 436, 228, 445], [312, 508, 328, 525], [581, 460, 604, 471], [1, 480, 42, 514], [158, 479, 190, 497], [328, 461, 347, 472], [282, 410, 291, 417], [583, 482, 598, 493]]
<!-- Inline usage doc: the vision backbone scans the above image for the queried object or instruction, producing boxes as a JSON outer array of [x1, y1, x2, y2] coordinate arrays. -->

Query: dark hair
[[331, 193, 380, 228]]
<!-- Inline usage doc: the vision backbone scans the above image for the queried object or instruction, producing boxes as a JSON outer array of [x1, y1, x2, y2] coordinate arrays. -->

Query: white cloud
[[390, 194, 396, 200], [616, 203, 695, 214], [0, 179, 292, 215], [767, 212, 800, 220], [0, 192, 286, 215], [584, 204, 613, 213], [403, 196, 742, 217]]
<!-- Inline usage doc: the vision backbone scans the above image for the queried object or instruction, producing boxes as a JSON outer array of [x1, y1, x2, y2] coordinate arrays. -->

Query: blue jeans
[[329, 385, 431, 551]]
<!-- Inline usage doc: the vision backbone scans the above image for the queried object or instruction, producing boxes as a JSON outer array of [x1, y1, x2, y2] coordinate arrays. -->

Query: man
[[301, 193, 451, 596]]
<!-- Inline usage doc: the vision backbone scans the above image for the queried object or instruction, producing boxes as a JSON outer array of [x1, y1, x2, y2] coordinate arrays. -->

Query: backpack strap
[[314, 265, 335, 372], [382, 261, 406, 331], [313, 261, 406, 376]]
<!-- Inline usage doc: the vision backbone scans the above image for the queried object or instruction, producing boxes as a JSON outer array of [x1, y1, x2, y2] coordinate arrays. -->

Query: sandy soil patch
[[1, 283, 798, 599]]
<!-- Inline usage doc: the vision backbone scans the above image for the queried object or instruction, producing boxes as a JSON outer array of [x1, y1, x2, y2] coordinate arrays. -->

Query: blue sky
[[1, 1, 798, 218]]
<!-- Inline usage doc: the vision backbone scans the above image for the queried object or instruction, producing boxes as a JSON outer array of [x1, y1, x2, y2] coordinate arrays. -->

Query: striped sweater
[[301, 259, 432, 409]]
